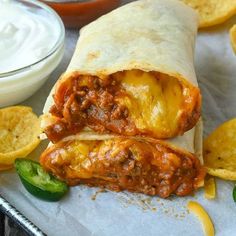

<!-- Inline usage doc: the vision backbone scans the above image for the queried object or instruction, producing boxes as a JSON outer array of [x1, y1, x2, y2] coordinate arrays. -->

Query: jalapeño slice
[[233, 186, 236, 202], [15, 159, 68, 201]]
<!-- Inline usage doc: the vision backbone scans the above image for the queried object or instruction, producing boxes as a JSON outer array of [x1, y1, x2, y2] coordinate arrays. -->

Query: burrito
[[40, 0, 205, 198], [42, 0, 201, 142], [40, 127, 205, 198]]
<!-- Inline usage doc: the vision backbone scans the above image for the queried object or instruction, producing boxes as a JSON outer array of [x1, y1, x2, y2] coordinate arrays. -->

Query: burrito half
[[42, 0, 201, 142], [40, 122, 205, 198]]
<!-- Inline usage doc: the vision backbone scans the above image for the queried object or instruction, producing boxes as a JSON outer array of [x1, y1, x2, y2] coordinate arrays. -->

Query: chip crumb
[[91, 188, 106, 200], [115, 192, 156, 211], [230, 25, 236, 54], [204, 176, 216, 199]]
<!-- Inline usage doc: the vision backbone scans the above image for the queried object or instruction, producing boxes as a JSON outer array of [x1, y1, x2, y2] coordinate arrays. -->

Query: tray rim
[[0, 194, 46, 236]]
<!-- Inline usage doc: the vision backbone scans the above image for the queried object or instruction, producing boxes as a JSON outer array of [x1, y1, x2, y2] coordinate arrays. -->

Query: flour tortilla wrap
[[40, 0, 204, 197], [42, 0, 201, 141]]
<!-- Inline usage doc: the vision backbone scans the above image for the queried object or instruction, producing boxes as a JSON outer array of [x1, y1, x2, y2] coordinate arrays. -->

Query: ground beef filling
[[45, 75, 137, 143], [40, 139, 205, 198]]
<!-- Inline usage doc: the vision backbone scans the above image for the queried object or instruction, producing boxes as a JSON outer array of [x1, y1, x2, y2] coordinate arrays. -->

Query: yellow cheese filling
[[114, 70, 184, 137]]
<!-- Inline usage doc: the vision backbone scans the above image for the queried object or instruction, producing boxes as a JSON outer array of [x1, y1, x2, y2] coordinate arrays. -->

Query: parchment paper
[[1, 2, 236, 235]]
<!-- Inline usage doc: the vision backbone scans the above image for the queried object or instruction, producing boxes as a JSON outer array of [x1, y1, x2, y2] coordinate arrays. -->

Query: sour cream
[[0, 0, 61, 73], [0, 0, 64, 107]]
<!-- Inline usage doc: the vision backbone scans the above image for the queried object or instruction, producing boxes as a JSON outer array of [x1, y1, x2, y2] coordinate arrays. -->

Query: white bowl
[[0, 0, 65, 108]]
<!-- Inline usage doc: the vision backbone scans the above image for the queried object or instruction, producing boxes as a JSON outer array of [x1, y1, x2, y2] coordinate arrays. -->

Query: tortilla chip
[[0, 106, 41, 166], [204, 118, 236, 180], [181, 0, 236, 28]]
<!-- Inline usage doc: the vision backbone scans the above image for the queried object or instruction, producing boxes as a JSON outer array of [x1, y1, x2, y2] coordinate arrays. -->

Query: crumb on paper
[[114, 192, 157, 211], [113, 192, 187, 219], [91, 188, 106, 200]]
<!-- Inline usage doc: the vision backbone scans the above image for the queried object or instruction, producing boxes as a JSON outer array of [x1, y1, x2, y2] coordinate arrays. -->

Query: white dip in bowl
[[0, 0, 65, 107]]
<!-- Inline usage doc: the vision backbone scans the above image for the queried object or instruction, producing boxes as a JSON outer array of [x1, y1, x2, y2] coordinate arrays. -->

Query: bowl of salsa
[[41, 0, 121, 28]]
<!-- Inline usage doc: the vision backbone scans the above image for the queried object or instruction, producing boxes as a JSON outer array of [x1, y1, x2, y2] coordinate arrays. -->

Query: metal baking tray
[[0, 195, 46, 236]]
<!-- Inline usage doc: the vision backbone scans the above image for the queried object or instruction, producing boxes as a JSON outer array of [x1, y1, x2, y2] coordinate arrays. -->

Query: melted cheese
[[114, 70, 183, 137], [62, 140, 94, 178]]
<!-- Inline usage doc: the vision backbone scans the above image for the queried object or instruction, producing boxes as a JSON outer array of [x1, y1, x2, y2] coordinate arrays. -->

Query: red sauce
[[40, 138, 206, 198], [41, 0, 121, 28], [45, 74, 137, 143]]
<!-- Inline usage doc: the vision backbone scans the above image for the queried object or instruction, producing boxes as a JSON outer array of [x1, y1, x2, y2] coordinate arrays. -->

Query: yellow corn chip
[[181, 0, 236, 28], [204, 118, 236, 180], [0, 106, 41, 166]]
